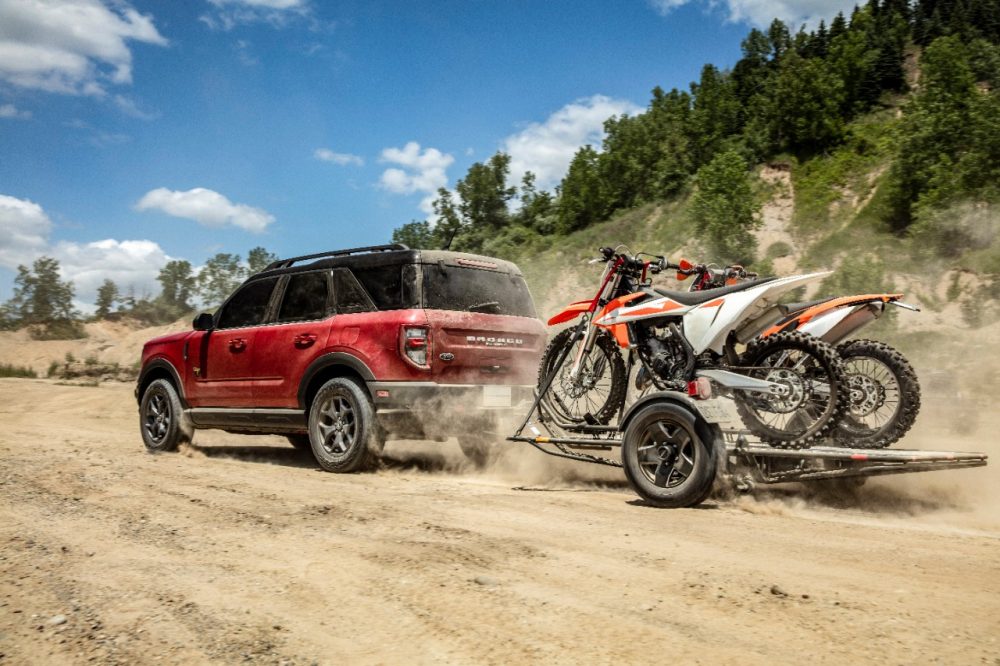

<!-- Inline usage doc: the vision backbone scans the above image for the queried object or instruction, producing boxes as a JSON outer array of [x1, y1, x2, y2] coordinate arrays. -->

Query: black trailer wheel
[[308, 377, 383, 473], [834, 339, 921, 449], [139, 378, 191, 453], [537, 327, 626, 425], [621, 401, 718, 508]]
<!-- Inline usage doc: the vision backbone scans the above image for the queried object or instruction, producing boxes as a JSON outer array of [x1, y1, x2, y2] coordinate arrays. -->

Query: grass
[[791, 110, 898, 236], [0, 363, 38, 379]]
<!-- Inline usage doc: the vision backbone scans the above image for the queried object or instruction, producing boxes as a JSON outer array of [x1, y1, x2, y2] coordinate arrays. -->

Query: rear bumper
[[367, 381, 534, 438]]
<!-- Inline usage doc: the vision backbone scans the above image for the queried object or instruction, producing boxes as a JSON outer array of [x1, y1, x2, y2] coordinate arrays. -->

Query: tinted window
[[277, 271, 330, 323], [422, 266, 537, 318], [353, 264, 419, 311], [332, 268, 375, 314], [216, 277, 278, 329]]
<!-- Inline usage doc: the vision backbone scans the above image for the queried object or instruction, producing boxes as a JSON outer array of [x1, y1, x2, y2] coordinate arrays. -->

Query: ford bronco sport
[[136, 244, 546, 471]]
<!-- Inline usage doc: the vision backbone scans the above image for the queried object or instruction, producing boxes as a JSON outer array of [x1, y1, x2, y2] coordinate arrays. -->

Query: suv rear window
[[422, 265, 536, 318]]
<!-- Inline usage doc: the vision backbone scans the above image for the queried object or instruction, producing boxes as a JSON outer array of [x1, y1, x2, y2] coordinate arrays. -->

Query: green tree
[[762, 49, 845, 152], [392, 219, 435, 248], [3, 257, 84, 339], [198, 253, 246, 307], [557, 145, 606, 234], [890, 36, 1000, 229], [690, 150, 762, 263], [514, 171, 554, 232], [157, 260, 197, 312], [94, 279, 119, 319], [247, 247, 279, 274], [455, 152, 516, 233]]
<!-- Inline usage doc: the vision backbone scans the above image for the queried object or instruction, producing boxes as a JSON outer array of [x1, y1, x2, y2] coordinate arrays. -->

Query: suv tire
[[308, 377, 383, 473], [139, 378, 191, 453]]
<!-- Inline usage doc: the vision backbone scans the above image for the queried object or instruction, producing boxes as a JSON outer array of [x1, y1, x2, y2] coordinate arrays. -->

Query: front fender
[[547, 300, 593, 326]]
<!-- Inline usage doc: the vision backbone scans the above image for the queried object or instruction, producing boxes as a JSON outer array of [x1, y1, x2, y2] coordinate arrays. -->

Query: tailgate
[[424, 310, 546, 385]]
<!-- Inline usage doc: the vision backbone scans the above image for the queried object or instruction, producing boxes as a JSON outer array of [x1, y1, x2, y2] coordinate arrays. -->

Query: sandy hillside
[[0, 318, 185, 376], [0, 378, 997, 665]]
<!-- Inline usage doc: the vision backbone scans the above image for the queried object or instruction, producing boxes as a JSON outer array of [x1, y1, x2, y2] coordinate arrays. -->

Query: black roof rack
[[264, 244, 410, 271]]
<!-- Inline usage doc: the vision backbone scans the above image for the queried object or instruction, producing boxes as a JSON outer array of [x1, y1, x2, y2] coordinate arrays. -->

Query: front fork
[[568, 314, 602, 380]]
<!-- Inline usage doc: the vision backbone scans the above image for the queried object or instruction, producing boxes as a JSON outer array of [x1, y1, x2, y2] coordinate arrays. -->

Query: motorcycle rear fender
[[547, 300, 593, 326], [761, 293, 904, 338]]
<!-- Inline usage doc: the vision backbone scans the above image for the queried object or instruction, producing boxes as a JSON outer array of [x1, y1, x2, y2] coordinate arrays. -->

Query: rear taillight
[[399, 326, 431, 369]]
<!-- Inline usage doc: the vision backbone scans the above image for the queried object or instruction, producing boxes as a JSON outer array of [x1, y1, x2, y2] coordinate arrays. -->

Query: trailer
[[508, 390, 988, 505]]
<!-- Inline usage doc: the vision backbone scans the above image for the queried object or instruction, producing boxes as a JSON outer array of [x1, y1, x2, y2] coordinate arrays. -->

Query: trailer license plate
[[698, 399, 740, 424], [483, 386, 512, 408]]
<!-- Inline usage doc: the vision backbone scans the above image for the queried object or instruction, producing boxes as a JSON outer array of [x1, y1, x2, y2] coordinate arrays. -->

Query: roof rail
[[264, 243, 410, 271]]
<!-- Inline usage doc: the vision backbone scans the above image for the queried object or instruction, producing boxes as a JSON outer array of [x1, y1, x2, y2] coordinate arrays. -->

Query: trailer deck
[[508, 392, 988, 487]]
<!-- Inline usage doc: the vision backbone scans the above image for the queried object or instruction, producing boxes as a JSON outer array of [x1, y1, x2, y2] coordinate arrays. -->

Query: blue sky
[[0, 0, 856, 309]]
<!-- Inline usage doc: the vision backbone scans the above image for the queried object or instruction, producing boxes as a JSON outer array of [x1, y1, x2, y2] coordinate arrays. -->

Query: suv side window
[[216, 277, 279, 329], [353, 264, 417, 311], [276, 271, 330, 323], [332, 268, 375, 314]]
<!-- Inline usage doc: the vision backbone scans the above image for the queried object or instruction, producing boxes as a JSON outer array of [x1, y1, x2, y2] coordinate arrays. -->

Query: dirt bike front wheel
[[537, 327, 626, 425], [734, 331, 849, 449]]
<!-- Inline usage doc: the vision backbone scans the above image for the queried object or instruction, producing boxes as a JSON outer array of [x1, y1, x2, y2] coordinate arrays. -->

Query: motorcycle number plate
[[697, 399, 740, 424], [483, 385, 512, 408]]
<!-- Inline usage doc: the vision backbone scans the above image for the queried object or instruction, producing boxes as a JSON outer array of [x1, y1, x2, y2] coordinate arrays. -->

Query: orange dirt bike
[[679, 261, 922, 449], [538, 246, 850, 451]]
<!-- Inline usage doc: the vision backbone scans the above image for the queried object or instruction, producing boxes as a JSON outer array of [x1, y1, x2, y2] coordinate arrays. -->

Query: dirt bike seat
[[777, 296, 835, 314], [651, 277, 779, 306]]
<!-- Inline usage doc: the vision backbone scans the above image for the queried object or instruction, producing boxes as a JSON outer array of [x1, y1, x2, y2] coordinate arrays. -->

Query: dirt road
[[1, 378, 998, 664]]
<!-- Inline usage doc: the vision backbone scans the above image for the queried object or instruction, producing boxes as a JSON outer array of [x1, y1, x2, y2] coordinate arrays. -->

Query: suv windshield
[[422, 265, 536, 318]]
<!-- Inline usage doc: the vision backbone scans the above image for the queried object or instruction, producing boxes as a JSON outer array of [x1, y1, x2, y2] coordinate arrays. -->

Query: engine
[[637, 325, 691, 389]]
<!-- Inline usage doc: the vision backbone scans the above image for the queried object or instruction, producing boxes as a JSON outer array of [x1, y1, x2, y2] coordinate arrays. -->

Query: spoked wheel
[[139, 378, 191, 452], [622, 401, 718, 508], [308, 377, 383, 473], [833, 339, 921, 449], [734, 331, 849, 449], [537, 327, 626, 424]]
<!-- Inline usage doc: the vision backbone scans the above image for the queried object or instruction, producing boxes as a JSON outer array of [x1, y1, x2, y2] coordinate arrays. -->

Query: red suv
[[136, 244, 546, 471]]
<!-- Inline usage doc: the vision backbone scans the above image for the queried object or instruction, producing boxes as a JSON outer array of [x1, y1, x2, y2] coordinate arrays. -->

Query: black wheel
[[458, 438, 497, 468], [834, 339, 921, 449], [286, 434, 311, 451], [734, 331, 849, 449], [139, 378, 191, 452], [308, 377, 383, 473], [537, 327, 626, 424], [621, 401, 718, 508]]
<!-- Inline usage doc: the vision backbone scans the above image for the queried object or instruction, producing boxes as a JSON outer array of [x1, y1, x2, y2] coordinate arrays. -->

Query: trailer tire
[[621, 401, 718, 508]]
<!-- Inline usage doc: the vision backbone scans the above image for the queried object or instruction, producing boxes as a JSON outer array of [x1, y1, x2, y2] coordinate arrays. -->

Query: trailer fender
[[619, 391, 704, 432]]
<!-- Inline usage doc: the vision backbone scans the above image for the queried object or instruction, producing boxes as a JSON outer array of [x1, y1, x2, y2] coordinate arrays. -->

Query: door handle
[[293, 333, 317, 348], [228, 338, 247, 352]]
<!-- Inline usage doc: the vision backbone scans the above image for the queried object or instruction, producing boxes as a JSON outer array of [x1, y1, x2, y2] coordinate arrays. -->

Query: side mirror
[[676, 258, 693, 281], [193, 312, 214, 331]]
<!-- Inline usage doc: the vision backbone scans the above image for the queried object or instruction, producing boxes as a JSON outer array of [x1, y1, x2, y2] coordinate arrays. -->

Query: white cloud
[[113, 94, 158, 120], [53, 238, 170, 308], [0, 194, 170, 310], [135, 187, 275, 233], [378, 142, 454, 215], [648, 0, 857, 27], [201, 0, 311, 30], [0, 194, 52, 270], [502, 95, 642, 190], [0, 0, 167, 96], [0, 103, 30, 119], [314, 148, 363, 166]]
